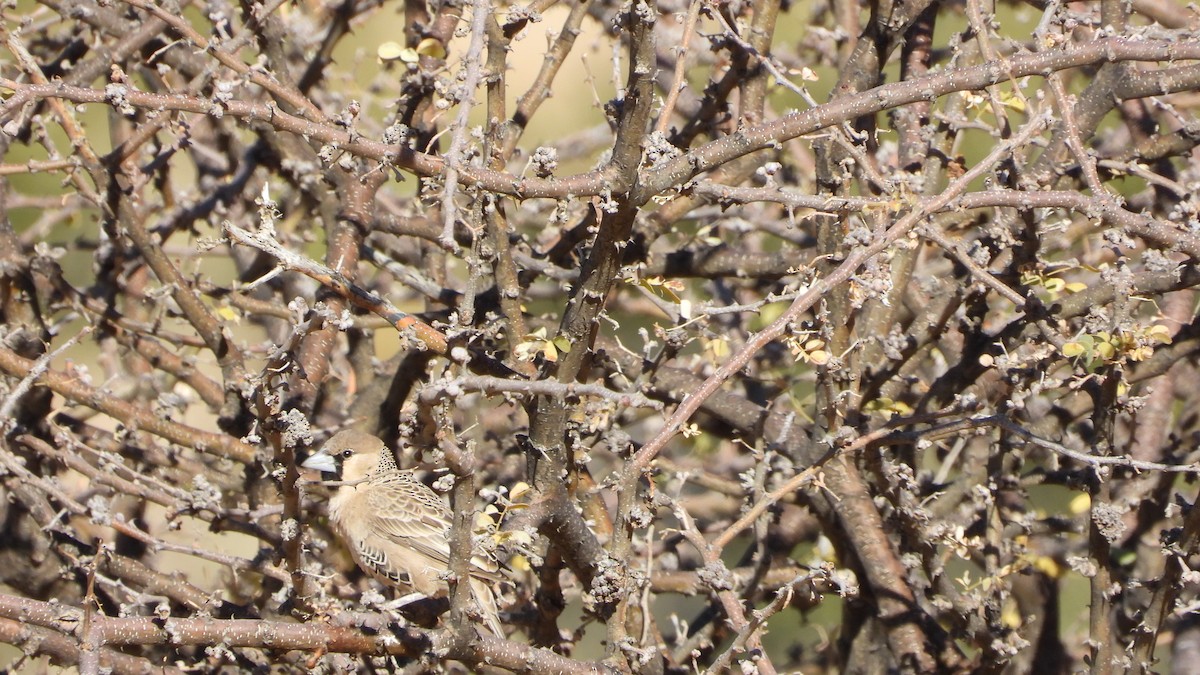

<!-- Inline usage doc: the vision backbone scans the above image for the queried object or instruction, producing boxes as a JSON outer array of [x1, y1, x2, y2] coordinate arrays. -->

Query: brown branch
[[422, 374, 664, 410], [0, 346, 257, 463], [638, 39, 1200, 203], [118, 0, 326, 123], [0, 593, 612, 672], [0, 616, 183, 675], [671, 498, 777, 675], [4, 40, 1199, 203], [0, 592, 425, 655], [625, 112, 1050, 476], [224, 218, 450, 354]]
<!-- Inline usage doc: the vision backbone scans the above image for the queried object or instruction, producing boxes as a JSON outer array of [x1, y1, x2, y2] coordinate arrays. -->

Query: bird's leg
[[380, 591, 428, 611]]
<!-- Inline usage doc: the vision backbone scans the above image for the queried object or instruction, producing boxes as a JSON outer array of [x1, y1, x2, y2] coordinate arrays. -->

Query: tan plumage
[[302, 430, 504, 635]]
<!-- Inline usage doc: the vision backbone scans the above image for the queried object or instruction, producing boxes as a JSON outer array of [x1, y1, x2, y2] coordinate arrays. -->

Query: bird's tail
[[469, 576, 504, 637]]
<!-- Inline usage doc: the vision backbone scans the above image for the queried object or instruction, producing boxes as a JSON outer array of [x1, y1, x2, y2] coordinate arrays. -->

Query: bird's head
[[301, 429, 392, 485]]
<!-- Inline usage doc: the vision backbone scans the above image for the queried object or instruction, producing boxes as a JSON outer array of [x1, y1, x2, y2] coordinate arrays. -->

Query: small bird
[[302, 429, 504, 635]]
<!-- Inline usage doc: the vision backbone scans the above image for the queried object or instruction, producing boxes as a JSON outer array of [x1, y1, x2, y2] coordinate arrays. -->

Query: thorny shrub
[[1, 0, 1200, 672]]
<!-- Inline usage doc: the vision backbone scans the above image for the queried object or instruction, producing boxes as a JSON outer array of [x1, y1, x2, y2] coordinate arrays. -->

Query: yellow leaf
[[1033, 555, 1062, 579], [552, 336, 572, 354], [865, 398, 910, 417], [1147, 325, 1172, 344], [377, 41, 406, 60], [1001, 599, 1022, 629], [509, 482, 531, 500], [415, 38, 446, 59], [999, 90, 1026, 113], [1128, 346, 1153, 362], [474, 513, 494, 531], [807, 349, 831, 366], [705, 337, 729, 359], [758, 302, 786, 325], [639, 276, 683, 303], [378, 42, 420, 63], [216, 305, 241, 323], [864, 398, 892, 412], [496, 530, 533, 547]]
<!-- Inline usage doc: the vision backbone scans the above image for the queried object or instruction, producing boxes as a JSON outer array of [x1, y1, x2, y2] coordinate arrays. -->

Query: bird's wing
[[365, 481, 504, 582], [328, 489, 424, 587], [353, 537, 413, 587], [365, 484, 454, 567]]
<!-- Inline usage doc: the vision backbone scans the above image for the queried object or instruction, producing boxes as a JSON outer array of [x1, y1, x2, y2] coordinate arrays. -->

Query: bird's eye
[[340, 449, 353, 458]]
